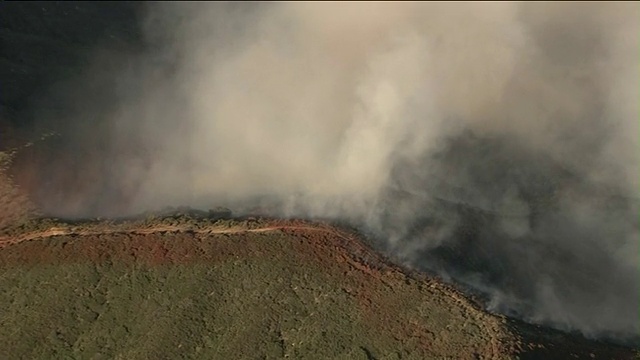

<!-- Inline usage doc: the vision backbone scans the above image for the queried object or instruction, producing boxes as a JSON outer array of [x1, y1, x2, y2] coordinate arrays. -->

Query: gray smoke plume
[[17, 2, 640, 343]]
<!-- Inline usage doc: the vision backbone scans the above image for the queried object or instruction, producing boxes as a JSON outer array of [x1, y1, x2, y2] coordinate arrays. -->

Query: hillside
[[1, 2, 638, 359], [0, 209, 638, 359]]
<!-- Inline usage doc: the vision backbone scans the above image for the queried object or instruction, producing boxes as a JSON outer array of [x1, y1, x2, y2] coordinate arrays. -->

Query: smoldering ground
[[8, 2, 639, 344]]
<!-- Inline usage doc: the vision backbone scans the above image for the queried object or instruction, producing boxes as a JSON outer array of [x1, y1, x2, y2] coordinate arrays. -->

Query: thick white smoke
[[21, 2, 640, 343]]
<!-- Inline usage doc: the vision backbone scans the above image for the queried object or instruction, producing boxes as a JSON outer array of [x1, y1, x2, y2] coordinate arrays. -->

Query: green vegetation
[[1, 262, 365, 359], [0, 231, 502, 360], [1, 214, 636, 359]]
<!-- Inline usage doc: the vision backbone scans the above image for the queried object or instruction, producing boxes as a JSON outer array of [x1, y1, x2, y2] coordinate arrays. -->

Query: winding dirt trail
[[0, 224, 350, 248], [0, 219, 514, 359]]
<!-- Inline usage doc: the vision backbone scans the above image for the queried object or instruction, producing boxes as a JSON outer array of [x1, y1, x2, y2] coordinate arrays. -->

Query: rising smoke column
[[25, 2, 639, 343]]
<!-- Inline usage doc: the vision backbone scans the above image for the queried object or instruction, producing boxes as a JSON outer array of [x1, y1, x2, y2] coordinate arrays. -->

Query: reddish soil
[[0, 217, 637, 359], [0, 219, 511, 359]]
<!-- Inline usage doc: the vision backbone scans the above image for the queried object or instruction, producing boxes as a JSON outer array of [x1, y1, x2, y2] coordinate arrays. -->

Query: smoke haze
[[13, 2, 640, 343]]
